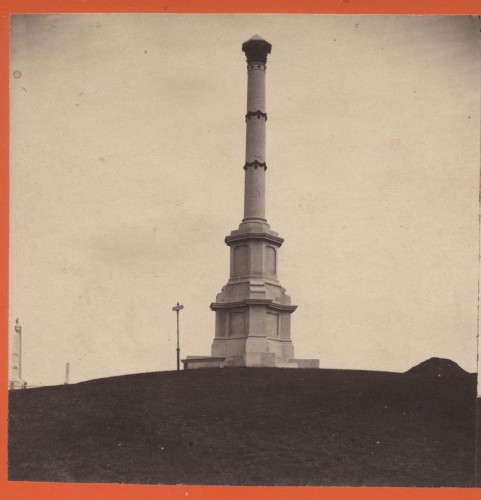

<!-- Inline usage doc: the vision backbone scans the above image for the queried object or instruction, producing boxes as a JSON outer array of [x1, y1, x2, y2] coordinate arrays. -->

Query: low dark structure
[[181, 356, 225, 369]]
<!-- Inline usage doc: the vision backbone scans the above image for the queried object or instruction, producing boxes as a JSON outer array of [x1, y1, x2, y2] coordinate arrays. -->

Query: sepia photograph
[[7, 13, 480, 488]]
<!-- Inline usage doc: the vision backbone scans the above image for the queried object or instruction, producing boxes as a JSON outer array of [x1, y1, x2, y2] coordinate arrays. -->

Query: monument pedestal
[[210, 219, 318, 368]]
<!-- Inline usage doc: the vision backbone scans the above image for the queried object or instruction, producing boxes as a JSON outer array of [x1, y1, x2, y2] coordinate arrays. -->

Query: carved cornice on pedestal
[[210, 298, 297, 313], [225, 231, 284, 247]]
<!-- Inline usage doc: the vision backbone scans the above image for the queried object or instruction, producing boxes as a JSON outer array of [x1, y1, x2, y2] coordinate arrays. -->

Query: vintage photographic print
[[8, 14, 480, 487]]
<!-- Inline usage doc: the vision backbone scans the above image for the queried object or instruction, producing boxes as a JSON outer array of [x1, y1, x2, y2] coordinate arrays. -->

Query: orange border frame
[[1, 1, 480, 499]]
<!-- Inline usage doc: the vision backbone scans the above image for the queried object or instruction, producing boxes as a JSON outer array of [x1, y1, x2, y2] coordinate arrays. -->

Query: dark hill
[[8, 365, 477, 487], [407, 357, 468, 377]]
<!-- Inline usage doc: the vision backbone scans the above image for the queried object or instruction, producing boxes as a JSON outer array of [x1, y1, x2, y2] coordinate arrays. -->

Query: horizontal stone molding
[[245, 110, 267, 121], [225, 231, 284, 246], [265, 337, 295, 343], [226, 276, 282, 286], [212, 335, 294, 343], [243, 160, 267, 171], [211, 300, 252, 310], [212, 335, 248, 341], [210, 298, 297, 313], [267, 303, 298, 312]]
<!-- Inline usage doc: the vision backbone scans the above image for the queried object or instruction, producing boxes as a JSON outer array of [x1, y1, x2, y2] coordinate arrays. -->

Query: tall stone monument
[[10, 318, 26, 389], [210, 36, 319, 369]]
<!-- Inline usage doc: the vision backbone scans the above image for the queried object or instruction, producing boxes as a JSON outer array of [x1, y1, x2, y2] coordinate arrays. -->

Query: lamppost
[[172, 302, 184, 371]]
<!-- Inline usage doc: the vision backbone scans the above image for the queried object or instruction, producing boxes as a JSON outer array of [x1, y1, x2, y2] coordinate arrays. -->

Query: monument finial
[[242, 35, 272, 64]]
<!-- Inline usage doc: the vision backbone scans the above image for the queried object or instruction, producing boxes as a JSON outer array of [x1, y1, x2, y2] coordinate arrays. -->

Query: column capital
[[242, 35, 272, 64]]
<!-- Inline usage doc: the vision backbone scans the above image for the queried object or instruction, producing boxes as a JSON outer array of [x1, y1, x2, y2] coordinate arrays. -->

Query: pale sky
[[9, 14, 480, 386]]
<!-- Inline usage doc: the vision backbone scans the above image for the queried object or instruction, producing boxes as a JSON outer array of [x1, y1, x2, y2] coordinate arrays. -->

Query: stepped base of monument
[[210, 337, 319, 369], [182, 355, 319, 369]]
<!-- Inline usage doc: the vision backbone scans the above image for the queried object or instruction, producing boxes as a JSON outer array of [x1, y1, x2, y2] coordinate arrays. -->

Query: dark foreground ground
[[8, 359, 477, 486], [477, 398, 481, 487]]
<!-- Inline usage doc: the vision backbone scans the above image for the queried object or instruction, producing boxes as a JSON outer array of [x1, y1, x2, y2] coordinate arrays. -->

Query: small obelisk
[[65, 362, 70, 385], [210, 36, 319, 368], [10, 318, 26, 389]]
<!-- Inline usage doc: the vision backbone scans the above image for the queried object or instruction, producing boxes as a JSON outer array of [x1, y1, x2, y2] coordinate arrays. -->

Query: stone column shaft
[[242, 37, 271, 223]]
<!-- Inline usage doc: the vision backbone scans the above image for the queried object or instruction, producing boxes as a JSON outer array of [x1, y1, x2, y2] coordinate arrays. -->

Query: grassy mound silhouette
[[407, 357, 468, 377], [8, 364, 477, 486]]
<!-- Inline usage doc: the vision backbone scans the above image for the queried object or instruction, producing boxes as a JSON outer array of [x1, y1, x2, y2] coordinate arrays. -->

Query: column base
[[211, 336, 318, 368]]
